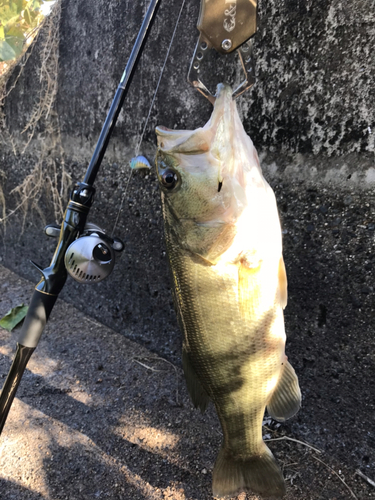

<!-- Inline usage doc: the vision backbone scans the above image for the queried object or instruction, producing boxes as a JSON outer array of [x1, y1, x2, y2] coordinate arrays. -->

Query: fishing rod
[[0, 0, 258, 437], [0, 0, 160, 435]]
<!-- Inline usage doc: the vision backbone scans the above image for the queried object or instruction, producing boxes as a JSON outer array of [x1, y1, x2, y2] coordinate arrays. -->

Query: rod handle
[[0, 343, 34, 434], [0, 289, 58, 435], [18, 289, 58, 349]]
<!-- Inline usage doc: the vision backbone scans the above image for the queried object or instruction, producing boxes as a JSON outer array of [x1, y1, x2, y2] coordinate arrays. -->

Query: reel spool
[[64, 223, 124, 284]]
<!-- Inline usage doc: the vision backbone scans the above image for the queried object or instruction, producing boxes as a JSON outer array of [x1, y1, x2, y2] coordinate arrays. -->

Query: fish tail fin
[[212, 444, 286, 498]]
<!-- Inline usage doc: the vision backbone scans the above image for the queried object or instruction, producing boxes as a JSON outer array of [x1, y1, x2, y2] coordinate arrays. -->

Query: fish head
[[155, 135, 229, 221], [155, 84, 263, 262]]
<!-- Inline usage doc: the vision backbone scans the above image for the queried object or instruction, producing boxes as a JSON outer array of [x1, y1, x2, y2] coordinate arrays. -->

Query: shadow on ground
[[0, 265, 373, 500]]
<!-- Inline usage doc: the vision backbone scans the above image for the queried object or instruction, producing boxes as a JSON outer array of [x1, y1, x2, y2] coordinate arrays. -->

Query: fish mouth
[[155, 126, 194, 151], [156, 83, 259, 201], [155, 125, 173, 133], [155, 84, 234, 156]]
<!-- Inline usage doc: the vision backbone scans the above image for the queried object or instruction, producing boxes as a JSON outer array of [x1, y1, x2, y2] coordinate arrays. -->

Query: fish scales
[[168, 244, 283, 448], [156, 84, 301, 499]]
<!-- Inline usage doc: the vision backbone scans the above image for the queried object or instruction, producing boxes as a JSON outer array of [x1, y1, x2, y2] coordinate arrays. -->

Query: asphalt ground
[[0, 264, 373, 500]]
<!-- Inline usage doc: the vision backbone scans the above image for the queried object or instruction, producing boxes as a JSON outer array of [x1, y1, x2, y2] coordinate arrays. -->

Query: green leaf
[[0, 6, 17, 27], [3, 14, 21, 32], [13, 0, 25, 15], [0, 39, 16, 61], [0, 304, 28, 332], [24, 6, 32, 24], [29, 0, 42, 10], [5, 25, 25, 57]]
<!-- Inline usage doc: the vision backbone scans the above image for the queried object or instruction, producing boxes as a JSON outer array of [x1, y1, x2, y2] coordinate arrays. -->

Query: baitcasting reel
[[64, 223, 124, 283], [45, 222, 124, 284]]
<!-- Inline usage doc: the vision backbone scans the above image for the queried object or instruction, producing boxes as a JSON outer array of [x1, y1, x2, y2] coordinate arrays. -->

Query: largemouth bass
[[155, 84, 301, 498]]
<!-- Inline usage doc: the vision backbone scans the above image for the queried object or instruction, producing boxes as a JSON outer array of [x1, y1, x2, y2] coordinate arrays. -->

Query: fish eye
[[161, 169, 178, 190]]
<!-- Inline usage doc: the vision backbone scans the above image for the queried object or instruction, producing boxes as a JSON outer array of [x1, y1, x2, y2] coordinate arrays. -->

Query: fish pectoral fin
[[237, 260, 262, 319], [182, 347, 210, 413], [267, 360, 301, 422], [278, 256, 288, 309], [203, 222, 237, 263], [212, 444, 286, 498]]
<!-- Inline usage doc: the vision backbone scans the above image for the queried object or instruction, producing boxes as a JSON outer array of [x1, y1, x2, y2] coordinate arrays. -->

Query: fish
[[155, 84, 301, 499], [129, 155, 151, 170]]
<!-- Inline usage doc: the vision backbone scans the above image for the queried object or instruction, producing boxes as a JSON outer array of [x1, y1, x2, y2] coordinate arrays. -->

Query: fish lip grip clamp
[[188, 0, 257, 101]]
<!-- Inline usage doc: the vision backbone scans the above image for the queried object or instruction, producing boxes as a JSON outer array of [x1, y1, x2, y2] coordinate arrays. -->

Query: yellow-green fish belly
[[167, 239, 285, 458]]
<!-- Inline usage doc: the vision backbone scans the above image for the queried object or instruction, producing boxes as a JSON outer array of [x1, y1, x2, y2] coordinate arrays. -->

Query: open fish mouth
[[155, 84, 258, 226]]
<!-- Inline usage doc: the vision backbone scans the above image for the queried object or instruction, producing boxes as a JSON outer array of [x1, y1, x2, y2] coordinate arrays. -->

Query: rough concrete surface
[[0, 0, 375, 499], [2, 0, 374, 158], [0, 265, 374, 500]]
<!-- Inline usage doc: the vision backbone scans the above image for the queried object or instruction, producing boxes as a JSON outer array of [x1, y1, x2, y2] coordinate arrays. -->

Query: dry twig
[[132, 355, 180, 405], [0, 0, 71, 231], [265, 436, 322, 454], [355, 469, 375, 488], [133, 359, 165, 373], [312, 454, 358, 500]]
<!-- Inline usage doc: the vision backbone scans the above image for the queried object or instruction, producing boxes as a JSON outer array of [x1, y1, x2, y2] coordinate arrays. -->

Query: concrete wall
[[1, 0, 375, 482], [4, 0, 374, 160]]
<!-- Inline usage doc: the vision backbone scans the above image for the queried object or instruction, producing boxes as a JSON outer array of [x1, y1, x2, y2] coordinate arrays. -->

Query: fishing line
[[111, 0, 187, 236], [134, 0, 187, 156]]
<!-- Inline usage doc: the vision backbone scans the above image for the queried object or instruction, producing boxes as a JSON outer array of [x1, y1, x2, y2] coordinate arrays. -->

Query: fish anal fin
[[212, 444, 286, 498], [267, 360, 301, 422], [182, 347, 210, 413], [278, 256, 288, 309]]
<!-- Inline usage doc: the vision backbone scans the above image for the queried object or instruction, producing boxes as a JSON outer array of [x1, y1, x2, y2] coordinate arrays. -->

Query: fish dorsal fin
[[278, 257, 288, 309]]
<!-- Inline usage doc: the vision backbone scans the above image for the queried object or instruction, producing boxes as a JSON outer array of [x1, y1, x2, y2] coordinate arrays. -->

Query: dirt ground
[[0, 265, 374, 500]]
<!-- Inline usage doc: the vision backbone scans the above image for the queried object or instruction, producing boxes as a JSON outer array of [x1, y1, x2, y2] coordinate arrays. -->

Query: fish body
[[155, 84, 301, 498]]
